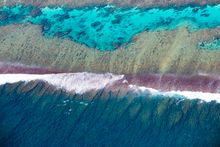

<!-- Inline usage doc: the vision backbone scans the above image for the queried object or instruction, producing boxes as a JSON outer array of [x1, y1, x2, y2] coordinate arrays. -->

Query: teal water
[[199, 37, 220, 50], [0, 4, 220, 50], [0, 81, 220, 146]]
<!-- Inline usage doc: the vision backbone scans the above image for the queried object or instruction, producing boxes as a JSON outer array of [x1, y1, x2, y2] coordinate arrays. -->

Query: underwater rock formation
[[0, 24, 220, 75]]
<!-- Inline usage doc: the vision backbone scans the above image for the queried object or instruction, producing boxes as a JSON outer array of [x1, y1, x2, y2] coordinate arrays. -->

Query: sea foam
[[0, 73, 219, 103], [0, 73, 124, 94]]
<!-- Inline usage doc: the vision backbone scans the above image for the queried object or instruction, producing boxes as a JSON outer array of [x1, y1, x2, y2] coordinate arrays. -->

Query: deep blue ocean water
[[0, 81, 220, 146], [0, 4, 220, 50]]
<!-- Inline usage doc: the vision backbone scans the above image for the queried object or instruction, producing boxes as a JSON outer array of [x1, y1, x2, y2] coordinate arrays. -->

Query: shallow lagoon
[[0, 4, 220, 50]]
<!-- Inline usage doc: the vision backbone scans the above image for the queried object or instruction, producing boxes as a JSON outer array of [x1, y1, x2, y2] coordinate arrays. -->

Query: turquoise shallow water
[[199, 37, 220, 50], [0, 4, 220, 50]]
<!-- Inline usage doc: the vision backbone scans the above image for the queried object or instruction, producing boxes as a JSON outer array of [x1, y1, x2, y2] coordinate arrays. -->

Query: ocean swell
[[0, 72, 219, 103], [0, 79, 220, 146]]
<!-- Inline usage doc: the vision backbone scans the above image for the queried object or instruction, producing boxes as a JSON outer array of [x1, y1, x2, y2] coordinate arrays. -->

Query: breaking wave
[[0, 76, 220, 146]]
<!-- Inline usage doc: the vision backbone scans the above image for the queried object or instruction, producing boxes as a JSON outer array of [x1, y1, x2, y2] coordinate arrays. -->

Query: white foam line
[[129, 85, 220, 103], [0, 73, 124, 94], [0, 73, 219, 103]]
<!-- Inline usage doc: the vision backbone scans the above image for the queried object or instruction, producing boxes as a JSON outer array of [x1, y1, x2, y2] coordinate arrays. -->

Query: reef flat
[[1, 4, 220, 50], [0, 24, 220, 74], [0, 1, 220, 146], [0, 4, 219, 74], [0, 62, 66, 74], [0, 0, 220, 8]]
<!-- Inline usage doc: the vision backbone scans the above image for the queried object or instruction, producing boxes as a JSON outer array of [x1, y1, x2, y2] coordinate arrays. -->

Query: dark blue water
[[0, 81, 220, 146], [0, 4, 220, 50]]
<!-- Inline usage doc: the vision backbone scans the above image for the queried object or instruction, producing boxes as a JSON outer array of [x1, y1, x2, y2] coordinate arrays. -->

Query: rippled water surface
[[0, 82, 220, 146]]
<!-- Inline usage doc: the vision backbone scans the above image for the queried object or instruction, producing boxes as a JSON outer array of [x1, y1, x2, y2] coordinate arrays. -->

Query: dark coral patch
[[54, 29, 72, 38], [0, 11, 8, 21], [200, 13, 210, 17], [41, 19, 51, 31], [30, 7, 42, 17], [111, 18, 121, 24], [91, 21, 101, 28]]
